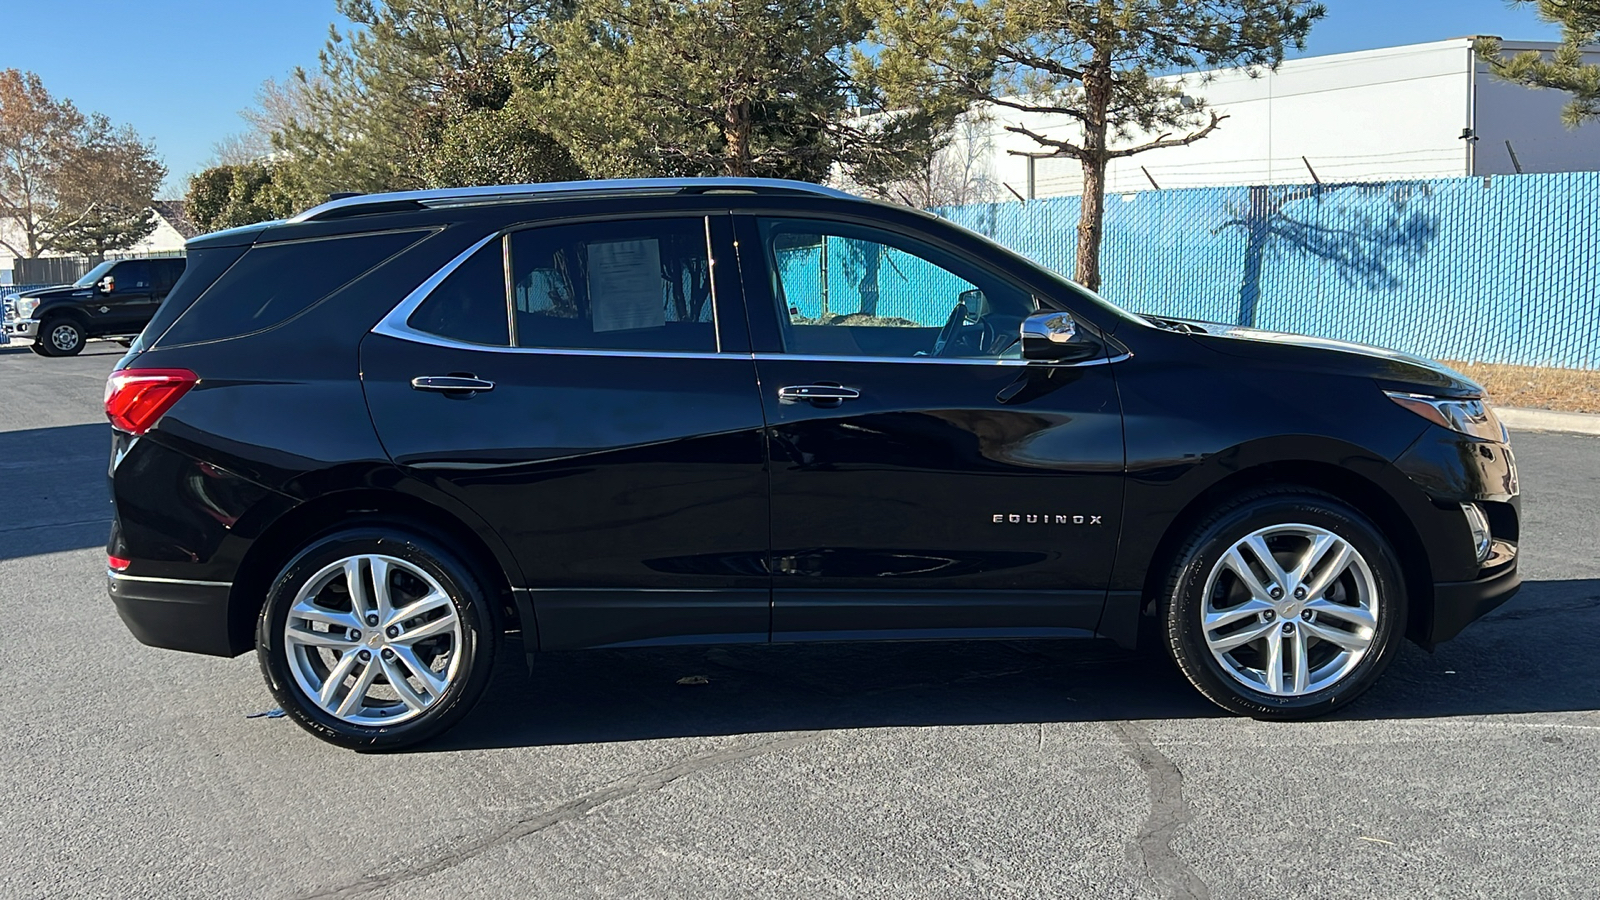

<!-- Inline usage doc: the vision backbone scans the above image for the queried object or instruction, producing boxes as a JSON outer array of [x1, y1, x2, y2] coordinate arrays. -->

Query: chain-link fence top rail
[[937, 171, 1600, 370]]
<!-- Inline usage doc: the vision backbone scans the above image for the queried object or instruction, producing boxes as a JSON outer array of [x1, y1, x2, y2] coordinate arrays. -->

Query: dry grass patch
[[1443, 360, 1600, 415]]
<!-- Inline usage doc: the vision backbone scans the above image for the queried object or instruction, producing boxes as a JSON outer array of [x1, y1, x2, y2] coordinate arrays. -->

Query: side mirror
[[1020, 312, 1100, 362], [98, 275, 115, 294]]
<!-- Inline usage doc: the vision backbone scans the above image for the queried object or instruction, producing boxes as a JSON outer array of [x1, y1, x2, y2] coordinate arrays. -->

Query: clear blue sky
[[3, 0, 1564, 197]]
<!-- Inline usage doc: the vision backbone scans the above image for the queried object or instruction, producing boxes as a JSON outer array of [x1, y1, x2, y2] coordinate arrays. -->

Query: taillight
[[108, 555, 131, 571], [104, 368, 199, 435]]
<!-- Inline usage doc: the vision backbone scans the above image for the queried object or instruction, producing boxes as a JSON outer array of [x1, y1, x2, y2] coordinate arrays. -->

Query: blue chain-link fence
[[938, 171, 1600, 369]]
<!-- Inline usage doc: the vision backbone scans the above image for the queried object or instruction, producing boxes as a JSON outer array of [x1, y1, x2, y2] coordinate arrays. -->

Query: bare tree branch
[[1107, 111, 1227, 158]]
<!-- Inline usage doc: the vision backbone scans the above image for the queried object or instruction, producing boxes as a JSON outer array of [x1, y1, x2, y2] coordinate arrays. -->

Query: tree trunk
[[723, 97, 752, 177], [1075, 60, 1112, 292], [1075, 156, 1107, 291]]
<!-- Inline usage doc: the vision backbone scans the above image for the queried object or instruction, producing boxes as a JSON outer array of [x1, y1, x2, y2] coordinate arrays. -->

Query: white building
[[113, 200, 196, 257], [0, 201, 194, 285], [972, 37, 1600, 200]]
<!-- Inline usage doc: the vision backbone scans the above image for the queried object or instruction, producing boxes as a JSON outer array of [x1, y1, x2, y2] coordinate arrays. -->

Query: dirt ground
[[1444, 360, 1600, 415]]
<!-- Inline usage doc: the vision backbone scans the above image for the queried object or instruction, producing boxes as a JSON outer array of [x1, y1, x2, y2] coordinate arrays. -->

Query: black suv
[[104, 178, 1520, 749], [11, 257, 187, 356]]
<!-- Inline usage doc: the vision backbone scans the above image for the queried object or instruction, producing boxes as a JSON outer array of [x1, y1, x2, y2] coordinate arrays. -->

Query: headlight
[[1385, 391, 1505, 441], [16, 297, 38, 318]]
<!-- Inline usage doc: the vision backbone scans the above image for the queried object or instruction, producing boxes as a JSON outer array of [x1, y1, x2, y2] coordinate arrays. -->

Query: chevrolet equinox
[[104, 178, 1520, 749]]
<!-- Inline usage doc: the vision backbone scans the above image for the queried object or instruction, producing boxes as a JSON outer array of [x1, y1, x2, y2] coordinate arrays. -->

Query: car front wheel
[[257, 525, 498, 750], [1161, 489, 1406, 719], [43, 318, 84, 356]]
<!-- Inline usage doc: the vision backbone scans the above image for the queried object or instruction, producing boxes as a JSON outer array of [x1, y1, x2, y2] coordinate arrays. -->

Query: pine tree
[[403, 56, 584, 187], [273, 0, 570, 202], [1480, 1, 1600, 127], [540, 0, 957, 183], [868, 0, 1323, 290]]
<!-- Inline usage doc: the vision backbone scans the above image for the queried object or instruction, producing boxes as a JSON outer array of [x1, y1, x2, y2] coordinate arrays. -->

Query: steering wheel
[[931, 302, 967, 357]]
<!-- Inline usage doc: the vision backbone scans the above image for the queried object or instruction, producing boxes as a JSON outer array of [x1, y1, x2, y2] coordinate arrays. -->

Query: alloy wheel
[[283, 554, 463, 726], [1200, 524, 1379, 697]]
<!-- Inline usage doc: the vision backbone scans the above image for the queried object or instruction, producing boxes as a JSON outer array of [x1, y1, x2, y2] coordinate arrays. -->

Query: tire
[[1161, 488, 1406, 720], [42, 318, 85, 356], [257, 524, 499, 750], [28, 341, 53, 357]]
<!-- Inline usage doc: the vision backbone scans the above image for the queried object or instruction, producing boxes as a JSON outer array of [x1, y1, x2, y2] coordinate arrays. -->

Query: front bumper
[[4, 317, 38, 339], [1421, 543, 1521, 648], [108, 570, 239, 657]]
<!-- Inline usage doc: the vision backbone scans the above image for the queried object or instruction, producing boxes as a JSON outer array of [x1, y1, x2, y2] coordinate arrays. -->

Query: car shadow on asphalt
[[0, 423, 112, 560], [422, 576, 1600, 752]]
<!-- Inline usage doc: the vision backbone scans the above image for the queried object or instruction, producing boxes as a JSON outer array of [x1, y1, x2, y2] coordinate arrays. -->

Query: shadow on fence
[[940, 172, 1600, 369]]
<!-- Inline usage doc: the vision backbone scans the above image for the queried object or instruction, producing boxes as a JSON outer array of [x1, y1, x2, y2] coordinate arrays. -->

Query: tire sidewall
[[257, 526, 496, 750], [46, 318, 83, 356], [1166, 493, 1407, 718]]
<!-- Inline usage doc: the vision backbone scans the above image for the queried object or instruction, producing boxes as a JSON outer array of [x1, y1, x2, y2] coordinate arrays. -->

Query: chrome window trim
[[372, 325, 736, 359], [753, 351, 1131, 368], [373, 231, 507, 347], [377, 216, 726, 355], [374, 221, 1130, 368], [374, 320, 1131, 366], [108, 570, 233, 588], [292, 177, 856, 223]]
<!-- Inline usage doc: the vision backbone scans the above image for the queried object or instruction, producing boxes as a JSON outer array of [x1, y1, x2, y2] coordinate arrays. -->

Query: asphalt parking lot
[[2, 339, 1598, 899]]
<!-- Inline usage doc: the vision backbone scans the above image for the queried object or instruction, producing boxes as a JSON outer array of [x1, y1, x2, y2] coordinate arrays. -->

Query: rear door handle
[[778, 384, 861, 406], [411, 375, 496, 394]]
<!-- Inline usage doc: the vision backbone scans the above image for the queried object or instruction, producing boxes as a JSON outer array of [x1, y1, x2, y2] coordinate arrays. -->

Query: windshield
[[72, 260, 117, 287]]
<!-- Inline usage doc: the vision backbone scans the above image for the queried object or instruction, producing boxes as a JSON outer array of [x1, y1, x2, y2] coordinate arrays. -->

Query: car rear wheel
[[1161, 489, 1406, 719], [257, 525, 498, 750], [43, 318, 84, 356]]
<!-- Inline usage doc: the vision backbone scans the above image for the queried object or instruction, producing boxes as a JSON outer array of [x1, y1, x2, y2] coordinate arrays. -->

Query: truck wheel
[[43, 318, 85, 356], [29, 341, 53, 357]]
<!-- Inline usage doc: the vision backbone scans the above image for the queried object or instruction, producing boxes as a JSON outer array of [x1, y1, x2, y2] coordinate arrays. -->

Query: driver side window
[[757, 218, 1034, 359]]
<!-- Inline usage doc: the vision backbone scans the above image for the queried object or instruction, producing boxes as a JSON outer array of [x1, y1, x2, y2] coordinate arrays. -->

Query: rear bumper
[[108, 570, 240, 657], [1422, 551, 1521, 648]]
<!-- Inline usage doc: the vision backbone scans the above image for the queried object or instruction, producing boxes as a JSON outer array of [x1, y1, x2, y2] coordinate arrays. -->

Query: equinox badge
[[993, 513, 1104, 525]]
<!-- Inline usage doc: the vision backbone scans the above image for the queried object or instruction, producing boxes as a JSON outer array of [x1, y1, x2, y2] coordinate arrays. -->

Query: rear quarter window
[[134, 246, 247, 351], [158, 230, 429, 346]]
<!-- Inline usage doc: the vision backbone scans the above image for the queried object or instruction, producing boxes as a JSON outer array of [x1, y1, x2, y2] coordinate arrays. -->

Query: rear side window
[[115, 260, 152, 291], [509, 217, 714, 352], [405, 218, 717, 352], [407, 242, 511, 346], [160, 230, 427, 346], [153, 258, 186, 292]]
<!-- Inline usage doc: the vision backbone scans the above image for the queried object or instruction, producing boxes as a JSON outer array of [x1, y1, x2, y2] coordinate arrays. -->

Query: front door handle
[[411, 375, 496, 395], [778, 384, 861, 406]]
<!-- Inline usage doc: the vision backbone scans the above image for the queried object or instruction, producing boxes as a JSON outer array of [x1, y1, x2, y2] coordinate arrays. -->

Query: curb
[[1496, 406, 1600, 437]]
